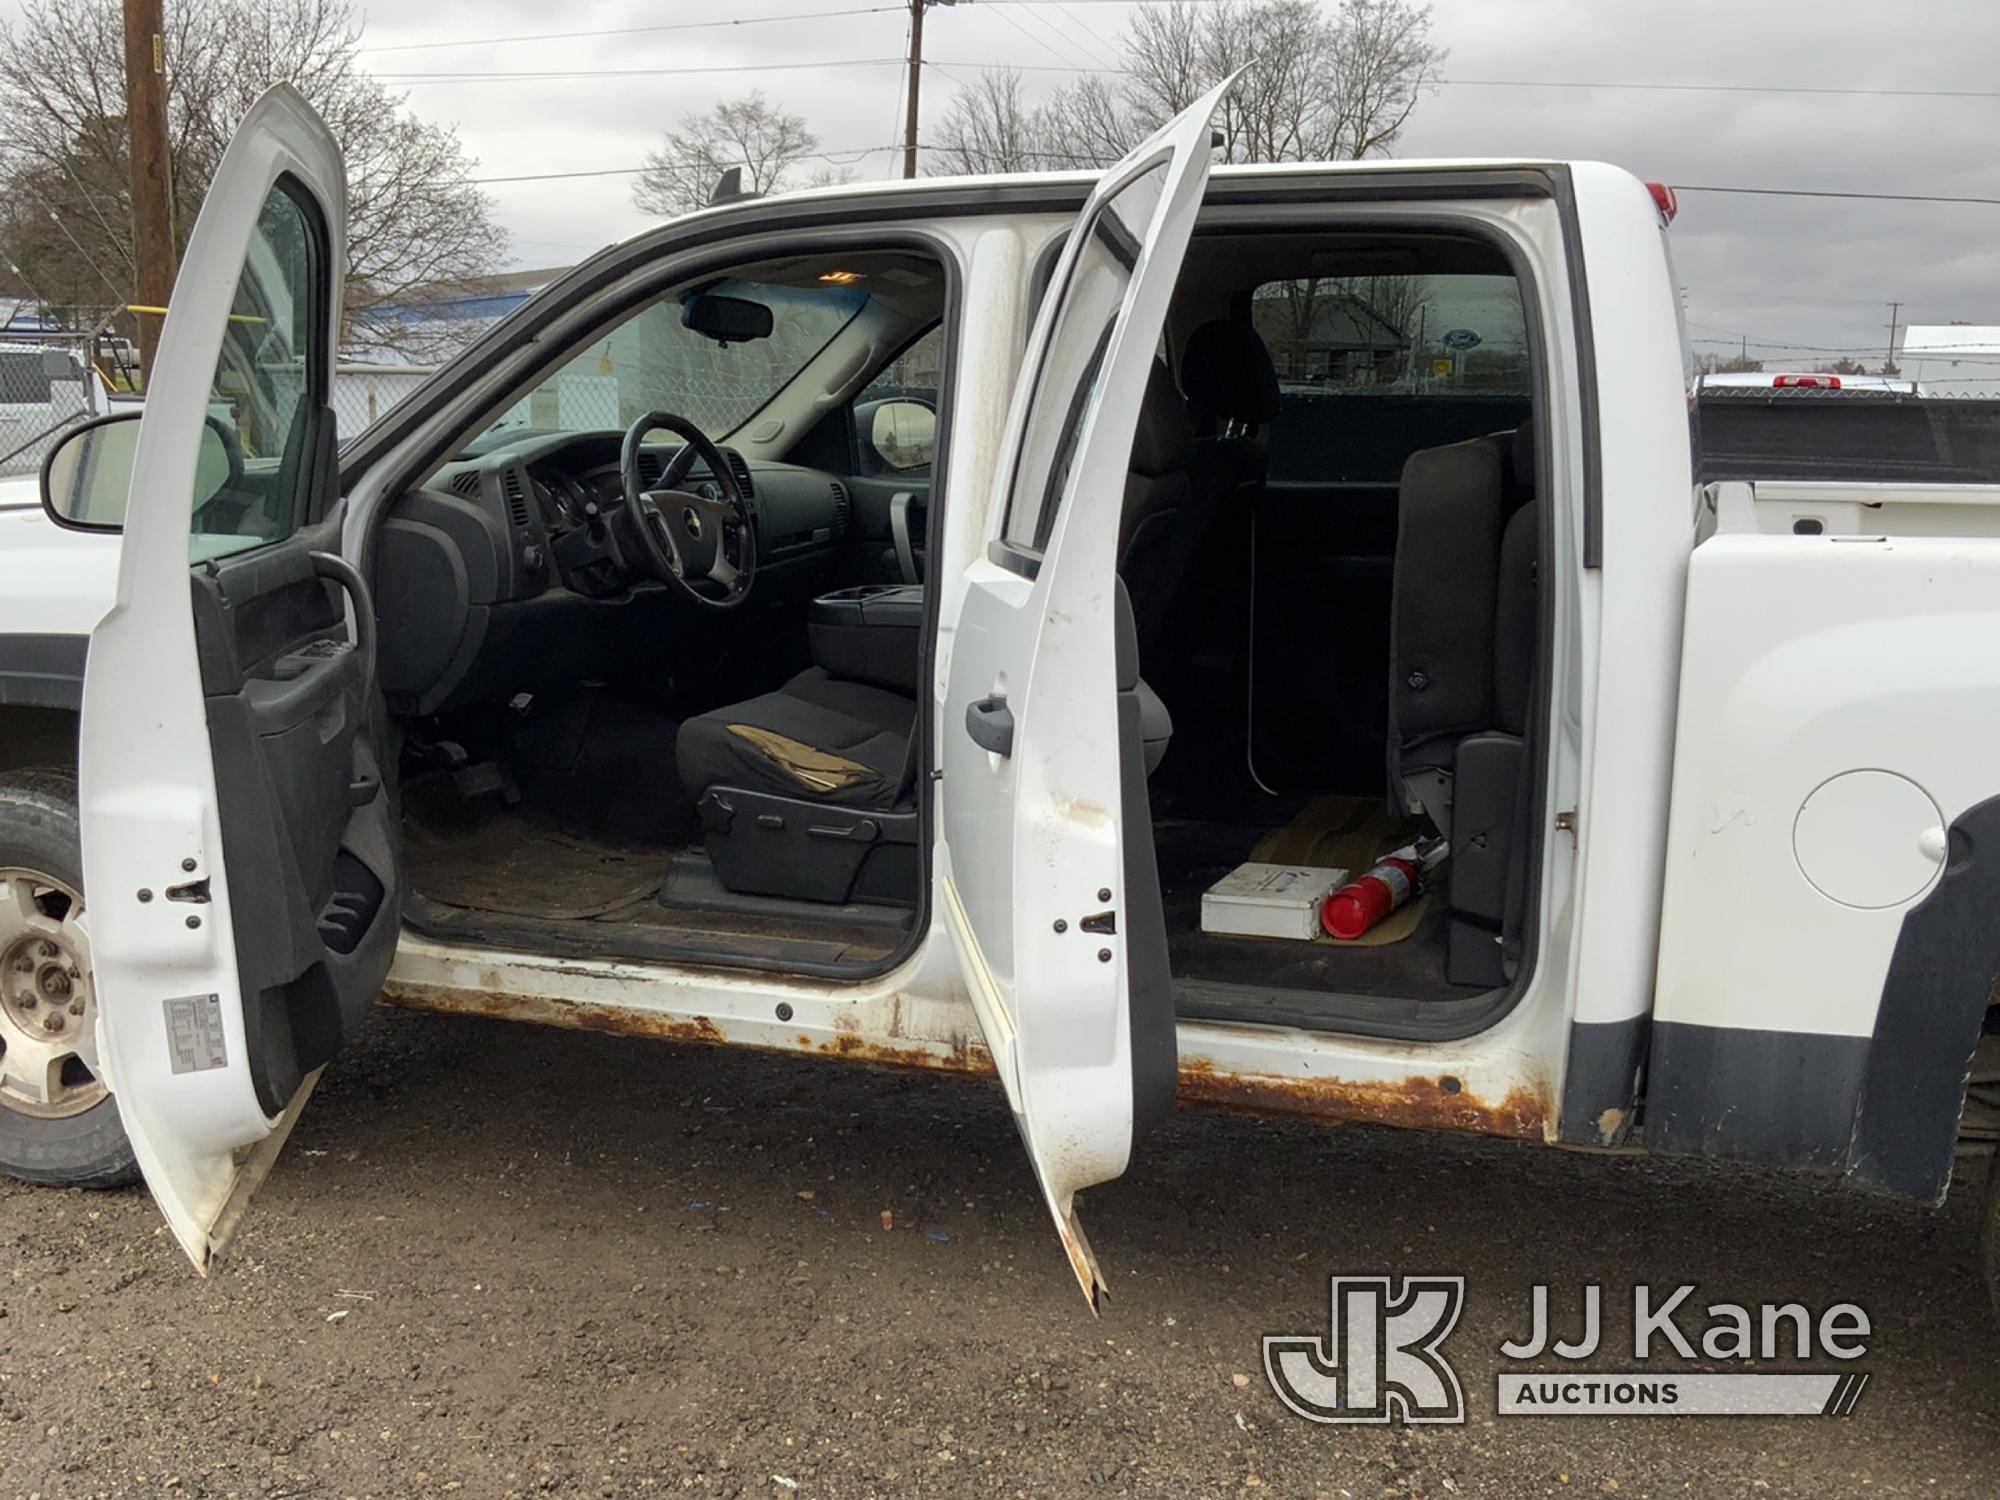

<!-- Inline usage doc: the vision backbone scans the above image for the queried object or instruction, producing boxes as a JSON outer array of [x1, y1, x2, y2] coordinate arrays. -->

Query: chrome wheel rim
[[0, 866, 104, 1120]]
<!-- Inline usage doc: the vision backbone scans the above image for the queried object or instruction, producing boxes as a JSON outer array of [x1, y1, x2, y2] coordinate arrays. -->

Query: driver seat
[[677, 668, 918, 812], [674, 669, 923, 905], [677, 578, 1174, 907]]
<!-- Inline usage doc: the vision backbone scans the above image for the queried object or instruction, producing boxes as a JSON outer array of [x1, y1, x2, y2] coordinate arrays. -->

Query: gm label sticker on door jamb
[[164, 994, 228, 1074]]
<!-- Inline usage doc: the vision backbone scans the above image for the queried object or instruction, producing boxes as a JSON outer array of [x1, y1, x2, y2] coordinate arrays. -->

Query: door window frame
[[192, 171, 336, 556], [987, 144, 1181, 581]]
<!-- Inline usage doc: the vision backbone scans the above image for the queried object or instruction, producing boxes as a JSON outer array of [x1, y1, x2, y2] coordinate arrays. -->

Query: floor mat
[[1248, 793, 1437, 947], [405, 800, 665, 920]]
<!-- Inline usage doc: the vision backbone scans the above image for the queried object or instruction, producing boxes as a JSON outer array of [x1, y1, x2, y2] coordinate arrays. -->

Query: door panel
[[937, 78, 1235, 1309], [78, 86, 397, 1271]]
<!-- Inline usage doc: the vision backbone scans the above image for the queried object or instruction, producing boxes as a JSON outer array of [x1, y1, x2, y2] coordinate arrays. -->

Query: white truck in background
[[0, 83, 1996, 1330]]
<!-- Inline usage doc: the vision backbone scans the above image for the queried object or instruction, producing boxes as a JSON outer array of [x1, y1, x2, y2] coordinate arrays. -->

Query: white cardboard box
[[1200, 862, 1349, 940]]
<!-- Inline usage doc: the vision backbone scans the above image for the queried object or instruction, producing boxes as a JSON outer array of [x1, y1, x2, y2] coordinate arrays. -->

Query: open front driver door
[[937, 79, 1235, 1309], [75, 86, 402, 1271]]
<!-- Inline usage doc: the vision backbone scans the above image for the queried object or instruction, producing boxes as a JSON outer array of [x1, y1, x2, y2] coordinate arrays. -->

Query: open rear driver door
[[72, 86, 402, 1271], [937, 80, 1234, 1308]]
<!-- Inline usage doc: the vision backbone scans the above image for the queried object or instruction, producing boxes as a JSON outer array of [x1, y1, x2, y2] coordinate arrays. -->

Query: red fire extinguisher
[[1321, 838, 1447, 940]]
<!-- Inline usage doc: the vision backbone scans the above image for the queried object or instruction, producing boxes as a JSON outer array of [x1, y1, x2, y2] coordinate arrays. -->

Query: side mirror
[[860, 397, 937, 473], [680, 291, 773, 345], [42, 411, 243, 533]]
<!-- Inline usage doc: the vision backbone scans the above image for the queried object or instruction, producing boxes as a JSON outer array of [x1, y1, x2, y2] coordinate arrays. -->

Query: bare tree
[[1032, 74, 1131, 168], [1324, 0, 1447, 158], [0, 0, 507, 358], [1038, 0, 1443, 167], [930, 68, 1044, 176], [633, 94, 817, 217]]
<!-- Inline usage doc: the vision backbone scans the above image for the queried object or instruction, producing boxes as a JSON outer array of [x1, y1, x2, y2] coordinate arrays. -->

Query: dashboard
[[374, 428, 859, 714]]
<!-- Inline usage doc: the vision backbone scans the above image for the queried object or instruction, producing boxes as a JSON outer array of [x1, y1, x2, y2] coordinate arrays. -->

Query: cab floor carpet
[[403, 792, 910, 966], [404, 798, 665, 921]]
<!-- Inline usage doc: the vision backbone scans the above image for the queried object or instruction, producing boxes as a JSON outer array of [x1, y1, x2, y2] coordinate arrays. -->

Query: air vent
[[637, 451, 664, 487], [828, 479, 851, 537], [447, 469, 482, 497], [499, 468, 532, 529], [723, 449, 754, 498]]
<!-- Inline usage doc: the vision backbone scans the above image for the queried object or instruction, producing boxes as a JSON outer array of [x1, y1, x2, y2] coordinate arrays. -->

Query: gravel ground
[[2, 1002, 1997, 1499]]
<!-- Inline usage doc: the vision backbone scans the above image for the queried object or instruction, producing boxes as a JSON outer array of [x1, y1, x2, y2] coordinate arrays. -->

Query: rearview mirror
[[681, 291, 773, 345], [42, 411, 241, 533]]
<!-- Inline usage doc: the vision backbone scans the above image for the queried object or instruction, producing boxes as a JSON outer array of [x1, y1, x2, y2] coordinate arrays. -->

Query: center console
[[807, 583, 924, 693]]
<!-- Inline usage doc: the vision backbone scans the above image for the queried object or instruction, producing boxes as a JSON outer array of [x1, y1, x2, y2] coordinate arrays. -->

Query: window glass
[[483, 278, 868, 441], [861, 323, 943, 406], [190, 178, 322, 560], [1001, 160, 1167, 555], [856, 324, 944, 476], [1250, 272, 1532, 484]]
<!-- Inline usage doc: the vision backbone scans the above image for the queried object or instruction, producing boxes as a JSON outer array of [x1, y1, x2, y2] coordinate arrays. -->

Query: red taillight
[[1645, 181, 1678, 223], [1773, 374, 1840, 390]]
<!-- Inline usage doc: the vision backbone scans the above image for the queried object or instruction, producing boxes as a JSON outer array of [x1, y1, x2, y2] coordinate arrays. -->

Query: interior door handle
[[309, 551, 376, 702], [889, 491, 921, 584], [965, 695, 1014, 757]]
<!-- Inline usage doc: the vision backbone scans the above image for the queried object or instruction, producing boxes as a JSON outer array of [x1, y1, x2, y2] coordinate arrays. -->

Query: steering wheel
[[618, 410, 757, 609]]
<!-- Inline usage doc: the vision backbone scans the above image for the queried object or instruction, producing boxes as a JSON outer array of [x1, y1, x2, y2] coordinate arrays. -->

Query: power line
[[989, 4, 1101, 72], [925, 57, 2000, 100], [360, 6, 903, 54], [1689, 328, 2000, 355], [1447, 77, 2000, 100], [1672, 184, 2000, 207], [375, 57, 905, 83], [1049, 3, 1120, 55], [469, 146, 902, 186]]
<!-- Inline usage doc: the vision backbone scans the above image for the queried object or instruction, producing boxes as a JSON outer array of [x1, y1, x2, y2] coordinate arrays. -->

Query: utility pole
[[902, 0, 958, 179], [122, 0, 176, 387], [1885, 300, 1902, 374]]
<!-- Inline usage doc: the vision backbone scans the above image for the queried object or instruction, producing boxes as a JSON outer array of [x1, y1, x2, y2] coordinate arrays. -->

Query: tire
[[0, 766, 138, 1189]]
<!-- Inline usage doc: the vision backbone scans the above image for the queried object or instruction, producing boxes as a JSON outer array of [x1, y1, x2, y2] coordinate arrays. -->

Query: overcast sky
[[12, 0, 1998, 363]]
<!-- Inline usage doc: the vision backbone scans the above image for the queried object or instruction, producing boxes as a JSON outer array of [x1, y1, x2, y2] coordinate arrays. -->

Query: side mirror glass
[[42, 412, 240, 533], [865, 398, 937, 473]]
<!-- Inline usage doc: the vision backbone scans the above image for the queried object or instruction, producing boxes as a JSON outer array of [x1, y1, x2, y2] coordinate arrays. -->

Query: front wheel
[[0, 768, 137, 1189]]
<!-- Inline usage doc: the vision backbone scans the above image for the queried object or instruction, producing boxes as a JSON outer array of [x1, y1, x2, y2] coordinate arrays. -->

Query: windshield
[[480, 277, 868, 442]]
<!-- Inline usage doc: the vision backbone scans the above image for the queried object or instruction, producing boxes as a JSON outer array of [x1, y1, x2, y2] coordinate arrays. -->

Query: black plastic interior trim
[[400, 888, 907, 981], [1173, 977, 1516, 1043]]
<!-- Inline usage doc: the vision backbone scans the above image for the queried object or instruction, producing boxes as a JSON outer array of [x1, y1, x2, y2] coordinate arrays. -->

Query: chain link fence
[[329, 364, 438, 442], [0, 345, 113, 480], [2, 354, 444, 483]]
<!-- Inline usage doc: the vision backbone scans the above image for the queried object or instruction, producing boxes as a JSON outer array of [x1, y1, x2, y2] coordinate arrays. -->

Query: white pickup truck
[[2, 84, 1997, 1320]]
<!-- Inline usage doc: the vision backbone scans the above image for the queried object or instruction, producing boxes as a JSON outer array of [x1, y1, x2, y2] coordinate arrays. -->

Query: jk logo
[[1263, 1276, 1467, 1425]]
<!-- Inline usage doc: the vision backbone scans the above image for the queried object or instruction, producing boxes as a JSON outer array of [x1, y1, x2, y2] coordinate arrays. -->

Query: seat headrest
[[1130, 357, 1197, 478], [1181, 319, 1281, 429], [1510, 420, 1536, 493]]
